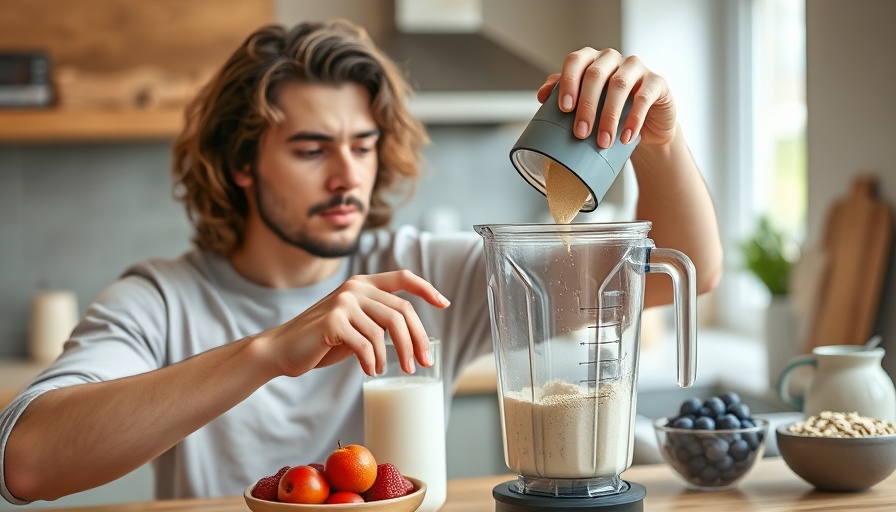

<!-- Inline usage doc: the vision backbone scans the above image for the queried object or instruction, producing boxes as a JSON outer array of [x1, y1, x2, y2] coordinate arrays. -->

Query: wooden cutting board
[[806, 176, 894, 349]]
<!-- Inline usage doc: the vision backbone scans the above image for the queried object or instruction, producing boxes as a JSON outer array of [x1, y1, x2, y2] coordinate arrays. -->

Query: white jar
[[28, 290, 79, 363], [778, 345, 896, 421]]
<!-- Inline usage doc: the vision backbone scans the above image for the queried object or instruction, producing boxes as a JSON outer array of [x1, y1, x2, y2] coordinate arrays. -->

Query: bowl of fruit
[[653, 392, 769, 491], [244, 442, 426, 511]]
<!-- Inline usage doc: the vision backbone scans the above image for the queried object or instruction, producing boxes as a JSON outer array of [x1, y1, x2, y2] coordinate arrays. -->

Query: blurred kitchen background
[[1, 0, 895, 508]]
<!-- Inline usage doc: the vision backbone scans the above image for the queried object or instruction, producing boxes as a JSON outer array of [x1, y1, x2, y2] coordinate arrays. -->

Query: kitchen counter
[[18, 457, 896, 511], [0, 359, 47, 409]]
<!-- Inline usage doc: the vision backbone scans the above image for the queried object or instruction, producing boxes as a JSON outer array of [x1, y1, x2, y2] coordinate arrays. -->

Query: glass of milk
[[363, 337, 446, 511]]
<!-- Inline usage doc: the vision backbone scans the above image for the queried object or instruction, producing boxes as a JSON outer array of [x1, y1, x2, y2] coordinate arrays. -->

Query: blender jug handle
[[645, 248, 697, 387]]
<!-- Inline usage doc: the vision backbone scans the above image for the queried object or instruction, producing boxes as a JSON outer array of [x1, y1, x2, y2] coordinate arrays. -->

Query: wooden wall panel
[[0, 0, 273, 74]]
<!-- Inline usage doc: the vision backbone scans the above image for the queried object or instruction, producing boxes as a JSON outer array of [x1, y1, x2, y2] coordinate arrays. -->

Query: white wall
[[805, 0, 896, 376], [483, 0, 622, 73], [275, 0, 394, 40], [622, 0, 725, 195]]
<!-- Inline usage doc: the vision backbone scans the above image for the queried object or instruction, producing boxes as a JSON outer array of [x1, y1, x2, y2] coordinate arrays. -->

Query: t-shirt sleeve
[[0, 274, 167, 504]]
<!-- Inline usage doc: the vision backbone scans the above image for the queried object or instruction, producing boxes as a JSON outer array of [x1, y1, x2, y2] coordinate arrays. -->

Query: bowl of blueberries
[[653, 391, 769, 491]]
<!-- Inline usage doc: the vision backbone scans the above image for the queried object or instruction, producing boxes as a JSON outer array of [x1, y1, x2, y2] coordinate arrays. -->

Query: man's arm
[[538, 48, 723, 307], [5, 335, 275, 501], [5, 270, 447, 502]]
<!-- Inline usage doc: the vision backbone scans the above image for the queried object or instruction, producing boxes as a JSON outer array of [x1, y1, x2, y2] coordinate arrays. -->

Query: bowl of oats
[[777, 411, 896, 491]]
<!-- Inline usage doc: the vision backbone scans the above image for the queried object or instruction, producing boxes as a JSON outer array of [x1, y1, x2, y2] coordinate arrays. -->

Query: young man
[[1, 20, 722, 503]]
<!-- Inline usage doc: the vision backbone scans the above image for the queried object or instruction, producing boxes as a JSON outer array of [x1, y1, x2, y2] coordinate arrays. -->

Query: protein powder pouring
[[511, 86, 639, 223], [544, 160, 591, 224]]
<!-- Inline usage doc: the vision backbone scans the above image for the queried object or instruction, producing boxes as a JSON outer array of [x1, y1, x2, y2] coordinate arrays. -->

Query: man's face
[[248, 81, 380, 257]]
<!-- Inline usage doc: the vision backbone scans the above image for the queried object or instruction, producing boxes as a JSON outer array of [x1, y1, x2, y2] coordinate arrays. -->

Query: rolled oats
[[787, 411, 896, 438]]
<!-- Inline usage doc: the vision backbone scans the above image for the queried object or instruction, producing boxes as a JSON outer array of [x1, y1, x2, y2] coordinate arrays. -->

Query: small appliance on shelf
[[0, 50, 54, 108]]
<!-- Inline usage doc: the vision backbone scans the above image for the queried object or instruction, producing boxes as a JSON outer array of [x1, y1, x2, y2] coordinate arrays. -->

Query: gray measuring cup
[[510, 86, 639, 212]]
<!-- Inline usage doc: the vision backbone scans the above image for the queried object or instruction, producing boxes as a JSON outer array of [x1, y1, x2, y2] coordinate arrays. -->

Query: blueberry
[[679, 397, 702, 416], [704, 397, 726, 417], [716, 413, 742, 430], [721, 467, 740, 482], [743, 432, 760, 450], [741, 418, 756, 428], [672, 416, 695, 429], [720, 432, 742, 443], [728, 402, 751, 420], [699, 406, 713, 417], [703, 437, 730, 462], [684, 436, 703, 455], [719, 391, 741, 406], [687, 456, 708, 476], [715, 454, 734, 471], [728, 439, 750, 461], [699, 466, 721, 484], [673, 445, 690, 462], [694, 416, 716, 430]]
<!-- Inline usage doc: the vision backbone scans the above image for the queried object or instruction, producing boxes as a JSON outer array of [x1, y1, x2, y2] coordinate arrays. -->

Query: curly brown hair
[[172, 20, 428, 254]]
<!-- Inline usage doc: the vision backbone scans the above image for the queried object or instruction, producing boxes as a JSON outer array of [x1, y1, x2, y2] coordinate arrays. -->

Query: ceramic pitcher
[[777, 345, 896, 421]]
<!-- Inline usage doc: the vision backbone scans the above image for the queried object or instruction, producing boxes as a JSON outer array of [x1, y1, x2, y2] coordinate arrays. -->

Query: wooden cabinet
[[0, 108, 184, 142], [0, 0, 273, 142]]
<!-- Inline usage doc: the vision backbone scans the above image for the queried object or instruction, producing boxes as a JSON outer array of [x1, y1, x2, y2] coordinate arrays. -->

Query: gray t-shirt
[[0, 226, 492, 504]]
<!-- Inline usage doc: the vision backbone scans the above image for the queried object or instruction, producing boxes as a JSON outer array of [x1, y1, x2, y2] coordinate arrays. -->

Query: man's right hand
[[259, 269, 450, 378]]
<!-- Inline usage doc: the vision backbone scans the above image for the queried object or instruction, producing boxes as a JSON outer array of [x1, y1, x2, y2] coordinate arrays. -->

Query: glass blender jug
[[475, 222, 696, 511]]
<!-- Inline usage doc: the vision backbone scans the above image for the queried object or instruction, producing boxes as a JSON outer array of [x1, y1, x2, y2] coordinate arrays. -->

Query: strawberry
[[402, 476, 415, 494], [251, 466, 290, 501], [363, 463, 408, 501]]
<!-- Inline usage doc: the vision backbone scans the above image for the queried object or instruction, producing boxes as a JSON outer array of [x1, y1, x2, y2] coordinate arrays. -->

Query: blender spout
[[645, 248, 698, 387]]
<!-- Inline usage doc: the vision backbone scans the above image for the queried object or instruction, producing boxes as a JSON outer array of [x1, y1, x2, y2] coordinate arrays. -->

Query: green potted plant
[[739, 216, 795, 296]]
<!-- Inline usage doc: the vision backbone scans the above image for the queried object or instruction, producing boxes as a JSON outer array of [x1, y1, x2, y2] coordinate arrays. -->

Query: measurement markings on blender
[[579, 291, 625, 385]]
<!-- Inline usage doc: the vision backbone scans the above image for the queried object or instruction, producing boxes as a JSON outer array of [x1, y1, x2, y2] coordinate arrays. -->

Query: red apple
[[277, 465, 330, 504]]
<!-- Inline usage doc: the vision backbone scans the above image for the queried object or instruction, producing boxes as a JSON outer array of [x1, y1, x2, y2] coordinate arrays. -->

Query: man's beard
[[253, 173, 365, 258]]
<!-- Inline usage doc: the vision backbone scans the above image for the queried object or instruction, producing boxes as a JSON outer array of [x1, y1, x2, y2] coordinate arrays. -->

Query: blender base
[[493, 481, 646, 511]]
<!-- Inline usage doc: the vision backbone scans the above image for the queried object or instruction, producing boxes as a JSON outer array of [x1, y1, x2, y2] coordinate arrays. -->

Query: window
[[752, 0, 807, 244], [728, 0, 807, 335]]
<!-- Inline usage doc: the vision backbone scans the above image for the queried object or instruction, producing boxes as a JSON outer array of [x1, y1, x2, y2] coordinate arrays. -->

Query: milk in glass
[[363, 339, 446, 512]]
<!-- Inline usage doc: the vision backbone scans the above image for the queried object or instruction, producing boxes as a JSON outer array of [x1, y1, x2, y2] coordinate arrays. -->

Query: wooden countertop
[[25, 458, 896, 511], [452, 353, 496, 395], [0, 359, 47, 408]]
